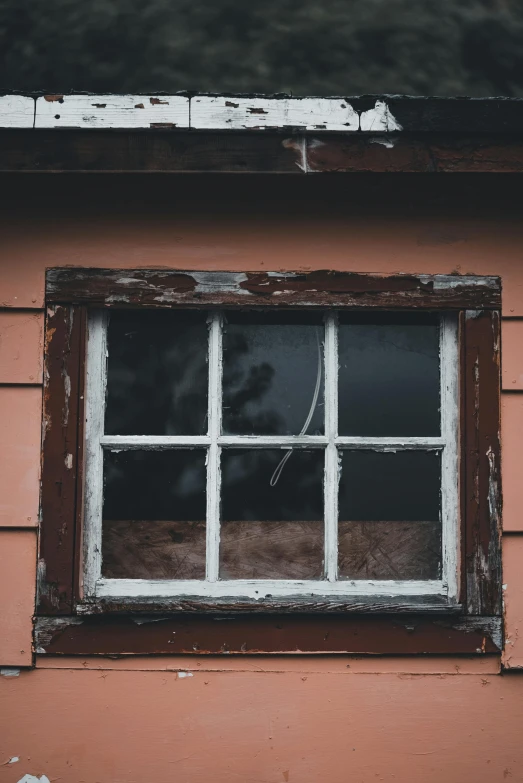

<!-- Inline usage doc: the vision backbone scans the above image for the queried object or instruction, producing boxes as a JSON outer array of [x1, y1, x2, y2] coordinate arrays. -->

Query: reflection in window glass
[[338, 313, 440, 436], [102, 449, 206, 579], [105, 310, 209, 436], [338, 450, 441, 580], [220, 449, 324, 579], [222, 312, 324, 436]]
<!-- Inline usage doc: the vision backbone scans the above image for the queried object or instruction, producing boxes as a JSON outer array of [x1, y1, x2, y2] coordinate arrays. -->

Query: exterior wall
[[0, 173, 522, 782]]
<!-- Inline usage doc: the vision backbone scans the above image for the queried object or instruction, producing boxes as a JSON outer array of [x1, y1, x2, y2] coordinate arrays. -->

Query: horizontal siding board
[[0, 529, 36, 666], [503, 534, 523, 668], [0, 311, 44, 384], [502, 320, 523, 389], [0, 386, 41, 527], [501, 395, 523, 531]]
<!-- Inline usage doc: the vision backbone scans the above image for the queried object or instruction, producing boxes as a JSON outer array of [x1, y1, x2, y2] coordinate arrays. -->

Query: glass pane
[[105, 310, 208, 435], [222, 312, 324, 436], [338, 313, 440, 436], [220, 449, 324, 579], [338, 451, 441, 580], [102, 449, 206, 579]]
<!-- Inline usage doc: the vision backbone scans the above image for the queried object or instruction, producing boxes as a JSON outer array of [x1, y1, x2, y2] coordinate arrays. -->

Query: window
[[83, 309, 458, 604], [37, 269, 502, 656]]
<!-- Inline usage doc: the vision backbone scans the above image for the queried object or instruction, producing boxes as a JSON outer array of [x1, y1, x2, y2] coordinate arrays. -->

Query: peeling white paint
[[177, 671, 194, 678], [191, 271, 248, 294], [132, 616, 169, 625], [370, 135, 396, 148], [425, 275, 499, 290], [7, 757, 19, 764], [16, 775, 51, 783], [0, 668, 20, 677], [115, 277, 147, 286], [0, 94, 409, 133], [360, 100, 403, 132], [0, 95, 34, 127], [191, 96, 359, 131], [35, 94, 189, 129], [65, 453, 73, 469]]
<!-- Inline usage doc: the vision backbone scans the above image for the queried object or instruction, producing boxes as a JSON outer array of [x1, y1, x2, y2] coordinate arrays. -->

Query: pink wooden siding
[[0, 386, 42, 527], [0, 530, 35, 666], [0, 311, 43, 384], [0, 174, 522, 782]]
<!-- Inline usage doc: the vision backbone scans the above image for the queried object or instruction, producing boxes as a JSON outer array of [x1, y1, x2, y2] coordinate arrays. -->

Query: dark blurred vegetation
[[1, 0, 523, 95]]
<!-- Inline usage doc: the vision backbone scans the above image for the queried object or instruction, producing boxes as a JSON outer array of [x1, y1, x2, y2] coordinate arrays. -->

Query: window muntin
[[84, 309, 458, 602]]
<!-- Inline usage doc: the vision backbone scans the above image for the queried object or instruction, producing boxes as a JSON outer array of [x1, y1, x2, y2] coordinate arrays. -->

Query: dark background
[[1, 0, 523, 96]]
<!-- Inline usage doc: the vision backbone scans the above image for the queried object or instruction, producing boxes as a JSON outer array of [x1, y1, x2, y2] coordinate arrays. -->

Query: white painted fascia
[[0, 95, 34, 127], [34, 94, 190, 129], [0, 94, 403, 132]]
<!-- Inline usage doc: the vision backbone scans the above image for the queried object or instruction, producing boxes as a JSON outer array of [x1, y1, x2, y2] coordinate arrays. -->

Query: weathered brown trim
[[34, 614, 502, 656], [38, 304, 84, 614], [46, 269, 501, 310], [464, 310, 502, 616], [305, 135, 523, 174], [76, 595, 459, 615], [37, 286, 503, 653], [0, 130, 302, 174], [5, 130, 523, 173]]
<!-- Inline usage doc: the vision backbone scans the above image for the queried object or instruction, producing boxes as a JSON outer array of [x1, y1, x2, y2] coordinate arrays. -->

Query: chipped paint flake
[[0, 668, 20, 677], [16, 776, 51, 783], [7, 757, 20, 765], [177, 671, 194, 678], [360, 100, 402, 132], [370, 135, 396, 148], [191, 272, 248, 294]]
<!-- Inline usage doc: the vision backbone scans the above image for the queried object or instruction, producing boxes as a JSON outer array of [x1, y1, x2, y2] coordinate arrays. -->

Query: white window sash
[[83, 310, 458, 602]]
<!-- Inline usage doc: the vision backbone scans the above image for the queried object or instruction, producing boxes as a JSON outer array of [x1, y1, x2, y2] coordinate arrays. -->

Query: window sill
[[34, 612, 502, 656], [77, 592, 455, 614]]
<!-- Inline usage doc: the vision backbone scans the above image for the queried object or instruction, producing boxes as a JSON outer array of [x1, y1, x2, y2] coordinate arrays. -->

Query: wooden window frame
[[36, 269, 502, 656]]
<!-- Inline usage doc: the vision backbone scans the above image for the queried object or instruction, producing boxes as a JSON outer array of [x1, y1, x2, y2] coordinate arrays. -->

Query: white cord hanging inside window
[[269, 327, 322, 486]]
